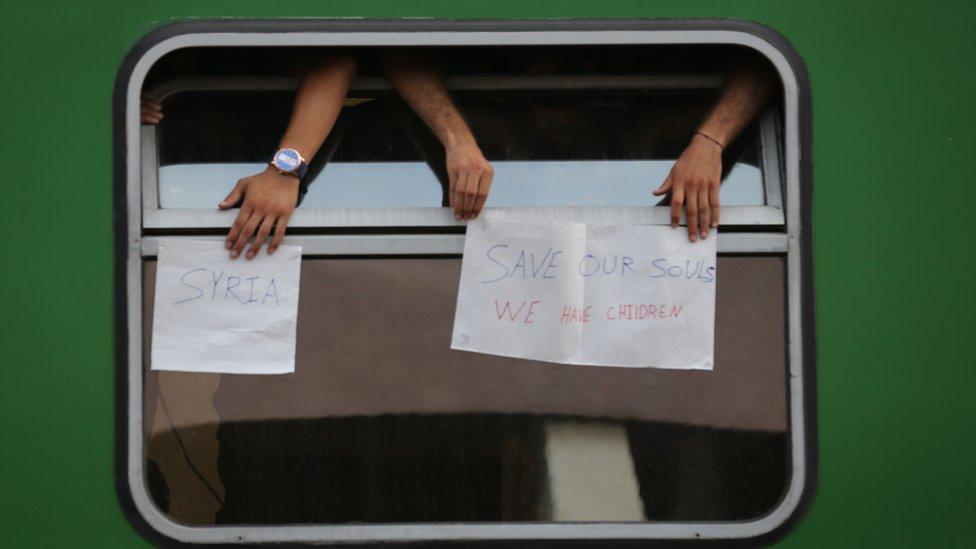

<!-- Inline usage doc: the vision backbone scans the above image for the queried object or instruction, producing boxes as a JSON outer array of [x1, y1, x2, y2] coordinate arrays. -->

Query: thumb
[[219, 181, 244, 209], [652, 173, 673, 196]]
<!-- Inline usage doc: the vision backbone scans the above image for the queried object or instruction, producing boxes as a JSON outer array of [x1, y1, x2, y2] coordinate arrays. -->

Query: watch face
[[273, 148, 302, 172]]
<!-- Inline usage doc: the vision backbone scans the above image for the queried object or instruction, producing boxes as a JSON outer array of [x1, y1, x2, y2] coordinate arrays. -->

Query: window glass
[[142, 256, 788, 525]]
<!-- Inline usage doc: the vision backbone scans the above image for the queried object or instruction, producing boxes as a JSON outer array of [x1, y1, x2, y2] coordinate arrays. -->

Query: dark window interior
[[150, 45, 772, 210], [158, 90, 760, 166]]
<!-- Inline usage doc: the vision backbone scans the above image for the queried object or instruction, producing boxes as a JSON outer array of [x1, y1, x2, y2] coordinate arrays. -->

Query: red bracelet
[[696, 130, 725, 150]]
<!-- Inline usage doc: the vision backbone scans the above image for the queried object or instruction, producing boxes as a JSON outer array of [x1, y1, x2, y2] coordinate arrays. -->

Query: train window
[[118, 21, 813, 547]]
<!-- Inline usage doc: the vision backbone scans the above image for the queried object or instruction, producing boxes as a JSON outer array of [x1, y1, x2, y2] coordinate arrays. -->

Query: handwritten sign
[[151, 239, 302, 374], [451, 211, 717, 369]]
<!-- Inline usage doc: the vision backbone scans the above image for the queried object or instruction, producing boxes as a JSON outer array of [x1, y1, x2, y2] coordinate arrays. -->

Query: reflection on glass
[[143, 257, 789, 526]]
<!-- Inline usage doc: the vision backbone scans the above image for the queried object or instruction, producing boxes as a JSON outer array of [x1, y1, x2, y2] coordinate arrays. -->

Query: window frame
[[115, 19, 815, 546]]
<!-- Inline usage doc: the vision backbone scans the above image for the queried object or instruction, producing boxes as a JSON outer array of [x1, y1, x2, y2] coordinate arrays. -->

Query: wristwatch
[[270, 148, 308, 180]]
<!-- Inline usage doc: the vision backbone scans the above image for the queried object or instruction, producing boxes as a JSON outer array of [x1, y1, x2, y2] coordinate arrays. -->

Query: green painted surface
[[0, 1, 973, 547]]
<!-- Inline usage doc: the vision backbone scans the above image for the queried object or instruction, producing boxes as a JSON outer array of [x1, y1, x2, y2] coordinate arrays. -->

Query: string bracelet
[[695, 130, 725, 150]]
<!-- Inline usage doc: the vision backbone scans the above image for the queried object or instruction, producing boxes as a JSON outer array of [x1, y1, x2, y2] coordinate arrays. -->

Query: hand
[[219, 166, 300, 259], [446, 140, 494, 220], [141, 94, 163, 124], [653, 133, 723, 242]]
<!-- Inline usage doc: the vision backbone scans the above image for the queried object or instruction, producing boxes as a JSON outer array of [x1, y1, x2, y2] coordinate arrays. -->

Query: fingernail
[[246, 251, 255, 259], [225, 240, 232, 249], [690, 234, 698, 242], [701, 231, 708, 239], [230, 250, 238, 258], [268, 247, 276, 255]]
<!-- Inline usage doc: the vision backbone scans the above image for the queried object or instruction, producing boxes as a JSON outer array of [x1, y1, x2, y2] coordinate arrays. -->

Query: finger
[[141, 102, 162, 118], [268, 212, 291, 254], [699, 188, 711, 239], [247, 216, 276, 259], [710, 185, 720, 227], [225, 208, 252, 250], [686, 191, 699, 242], [219, 181, 244, 210], [462, 172, 480, 220], [471, 170, 493, 218], [454, 171, 470, 220], [231, 213, 262, 259], [448, 169, 458, 216], [140, 107, 159, 124], [653, 172, 673, 196], [671, 184, 684, 228]]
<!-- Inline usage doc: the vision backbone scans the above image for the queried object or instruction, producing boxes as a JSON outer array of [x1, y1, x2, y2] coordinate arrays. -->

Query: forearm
[[656, 60, 775, 241], [697, 62, 775, 146], [382, 50, 476, 149], [383, 49, 493, 220], [278, 53, 357, 159], [220, 54, 357, 259]]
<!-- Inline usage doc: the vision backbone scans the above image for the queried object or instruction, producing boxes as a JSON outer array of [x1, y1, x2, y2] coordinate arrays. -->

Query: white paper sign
[[151, 240, 302, 374], [451, 211, 717, 369]]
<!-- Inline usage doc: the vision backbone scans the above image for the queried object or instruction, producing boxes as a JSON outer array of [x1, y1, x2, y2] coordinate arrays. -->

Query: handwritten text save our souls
[[481, 244, 715, 326]]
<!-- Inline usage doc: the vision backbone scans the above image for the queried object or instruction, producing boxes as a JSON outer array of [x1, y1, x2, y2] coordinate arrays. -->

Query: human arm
[[653, 60, 775, 241], [383, 49, 493, 220], [220, 53, 357, 258]]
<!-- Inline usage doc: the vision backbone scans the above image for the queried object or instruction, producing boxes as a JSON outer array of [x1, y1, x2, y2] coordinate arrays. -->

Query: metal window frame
[[142, 74, 785, 228], [115, 19, 815, 547]]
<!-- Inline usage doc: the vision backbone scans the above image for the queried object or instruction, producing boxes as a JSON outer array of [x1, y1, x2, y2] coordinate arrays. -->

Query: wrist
[[264, 165, 301, 184], [443, 128, 478, 152], [693, 131, 725, 151]]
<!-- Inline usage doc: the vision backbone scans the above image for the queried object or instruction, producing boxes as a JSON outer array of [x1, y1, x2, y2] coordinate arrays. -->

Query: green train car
[[2, 2, 973, 547]]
